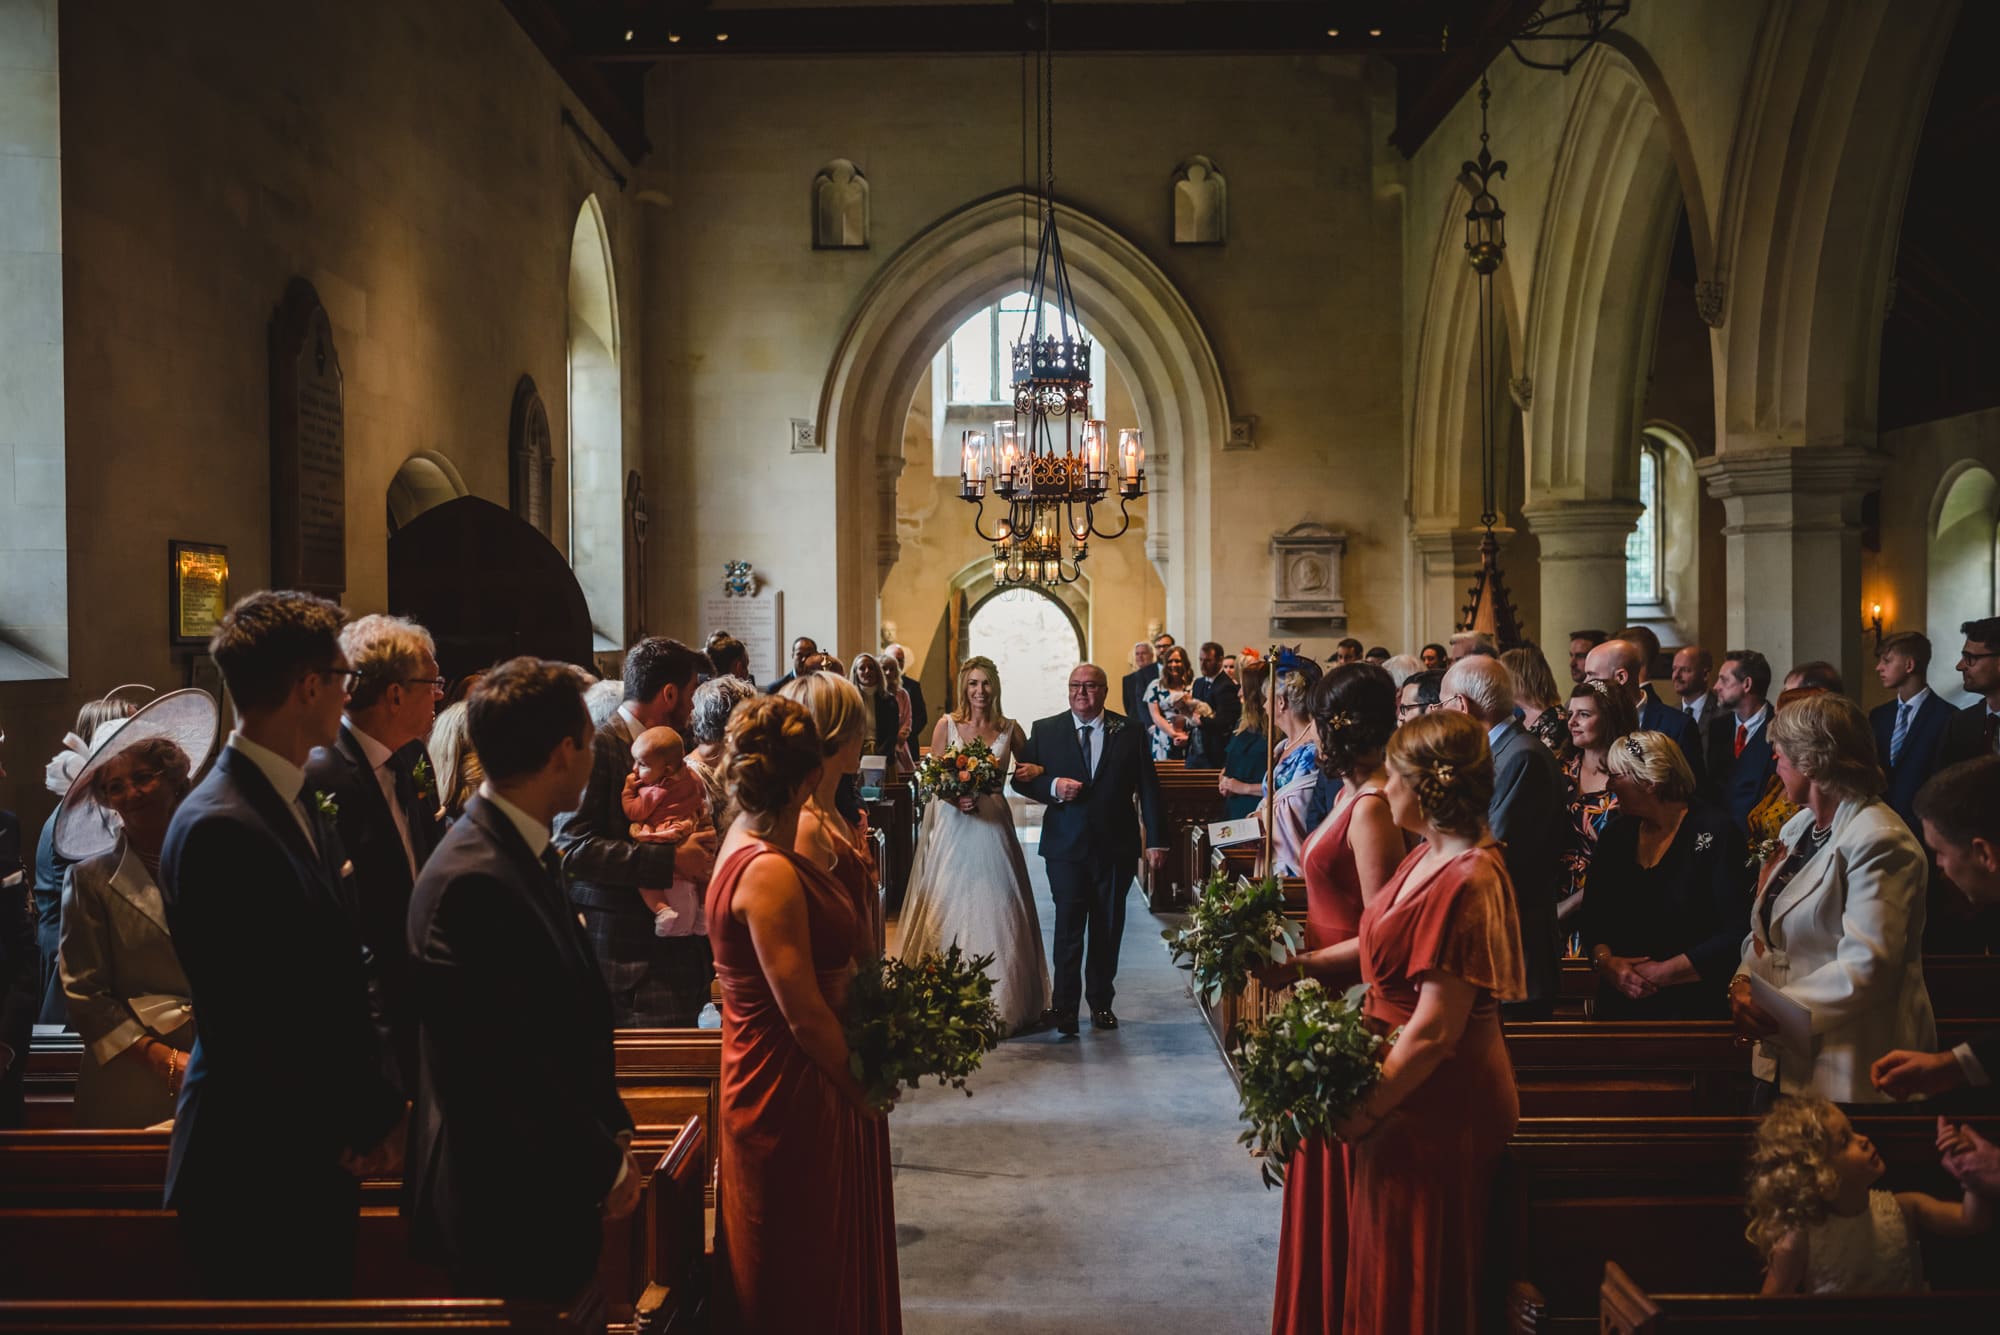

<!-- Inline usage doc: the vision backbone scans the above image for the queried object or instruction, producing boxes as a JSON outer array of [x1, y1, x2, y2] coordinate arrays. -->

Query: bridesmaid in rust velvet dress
[[704, 694, 901, 1334], [1333, 711, 1526, 1334], [1263, 664, 1408, 1335]]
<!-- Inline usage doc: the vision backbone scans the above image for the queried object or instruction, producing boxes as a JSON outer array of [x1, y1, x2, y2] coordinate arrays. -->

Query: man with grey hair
[[1448, 630, 1497, 662], [882, 642, 927, 741], [1441, 654, 1562, 1017], [1583, 637, 1705, 787], [1121, 640, 1158, 724], [305, 613, 446, 1092]]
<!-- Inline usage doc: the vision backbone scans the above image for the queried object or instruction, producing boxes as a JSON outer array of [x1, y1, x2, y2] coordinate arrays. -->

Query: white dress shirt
[[228, 732, 316, 851], [479, 782, 552, 858], [346, 719, 418, 878], [1070, 711, 1105, 779]]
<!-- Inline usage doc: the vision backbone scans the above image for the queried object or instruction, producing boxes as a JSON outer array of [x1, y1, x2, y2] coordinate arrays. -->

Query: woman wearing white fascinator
[[53, 688, 219, 1126]]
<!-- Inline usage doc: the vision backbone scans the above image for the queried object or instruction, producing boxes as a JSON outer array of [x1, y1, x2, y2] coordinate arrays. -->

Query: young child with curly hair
[[1747, 1096, 1989, 1294]]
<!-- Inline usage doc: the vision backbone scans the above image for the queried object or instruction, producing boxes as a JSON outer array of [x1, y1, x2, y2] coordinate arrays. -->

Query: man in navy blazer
[[1939, 617, 2000, 769], [160, 592, 406, 1297], [407, 658, 637, 1306], [304, 613, 446, 1094], [1586, 638, 1705, 789], [1013, 664, 1167, 1034], [1189, 641, 1241, 768], [1702, 650, 1778, 835], [1119, 640, 1158, 725], [1869, 631, 1955, 829]]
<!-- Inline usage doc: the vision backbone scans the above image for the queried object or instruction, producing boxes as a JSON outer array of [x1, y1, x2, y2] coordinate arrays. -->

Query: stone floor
[[888, 835, 1280, 1334]]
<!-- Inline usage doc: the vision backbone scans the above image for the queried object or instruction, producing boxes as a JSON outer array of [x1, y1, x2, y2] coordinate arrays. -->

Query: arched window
[[568, 196, 623, 651], [930, 292, 1106, 476], [1625, 439, 1662, 606]]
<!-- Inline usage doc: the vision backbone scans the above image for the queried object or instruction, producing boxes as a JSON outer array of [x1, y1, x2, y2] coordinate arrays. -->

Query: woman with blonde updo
[[1320, 710, 1527, 1333], [704, 695, 900, 1334]]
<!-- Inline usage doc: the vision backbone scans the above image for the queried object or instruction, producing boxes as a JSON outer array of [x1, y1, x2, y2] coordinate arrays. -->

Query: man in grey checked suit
[[553, 638, 717, 1026]]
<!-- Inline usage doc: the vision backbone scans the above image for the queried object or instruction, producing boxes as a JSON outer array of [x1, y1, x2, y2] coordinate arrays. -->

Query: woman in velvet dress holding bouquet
[[1317, 710, 1527, 1333], [1262, 663, 1408, 1334], [704, 694, 900, 1333]]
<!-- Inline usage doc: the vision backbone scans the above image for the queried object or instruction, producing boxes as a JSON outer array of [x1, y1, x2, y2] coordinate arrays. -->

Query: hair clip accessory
[[1326, 711, 1355, 732], [1622, 736, 1644, 759]]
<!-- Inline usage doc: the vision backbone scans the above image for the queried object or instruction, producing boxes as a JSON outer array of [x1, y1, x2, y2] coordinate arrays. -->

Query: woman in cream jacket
[[1729, 694, 1935, 1106]]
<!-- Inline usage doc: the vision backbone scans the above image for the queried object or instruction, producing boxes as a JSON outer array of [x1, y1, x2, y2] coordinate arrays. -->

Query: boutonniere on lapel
[[1746, 836, 1785, 870], [411, 756, 437, 804], [313, 790, 339, 819], [1104, 717, 1124, 736], [1694, 832, 1714, 854]]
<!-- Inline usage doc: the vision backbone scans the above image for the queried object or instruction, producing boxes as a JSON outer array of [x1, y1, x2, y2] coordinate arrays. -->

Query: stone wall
[[0, 0, 642, 826], [640, 52, 1406, 667]]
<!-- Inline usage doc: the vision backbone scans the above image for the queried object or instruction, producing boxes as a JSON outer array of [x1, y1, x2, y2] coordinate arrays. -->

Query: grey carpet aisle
[[889, 837, 1281, 1334]]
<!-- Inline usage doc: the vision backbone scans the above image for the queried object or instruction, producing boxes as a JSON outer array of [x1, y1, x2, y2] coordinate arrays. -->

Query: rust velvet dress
[[1272, 791, 1384, 1335], [1343, 844, 1526, 1335], [705, 839, 902, 1334]]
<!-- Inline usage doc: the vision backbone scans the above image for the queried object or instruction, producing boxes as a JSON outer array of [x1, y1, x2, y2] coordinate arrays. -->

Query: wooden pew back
[[1597, 1260, 1998, 1332], [0, 1298, 571, 1332]]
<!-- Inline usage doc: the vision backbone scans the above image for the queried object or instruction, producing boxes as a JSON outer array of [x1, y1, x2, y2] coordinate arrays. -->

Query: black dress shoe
[[1039, 1007, 1079, 1037], [1091, 1009, 1119, 1031]]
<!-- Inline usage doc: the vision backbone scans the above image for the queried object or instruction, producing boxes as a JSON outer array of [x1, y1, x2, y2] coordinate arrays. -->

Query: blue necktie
[[1077, 723, 1094, 778], [1890, 699, 1912, 765]]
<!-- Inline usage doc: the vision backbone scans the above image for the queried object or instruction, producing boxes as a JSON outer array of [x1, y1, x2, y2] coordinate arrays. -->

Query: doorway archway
[[965, 589, 1088, 731], [1929, 463, 2000, 701], [386, 451, 469, 534], [568, 195, 623, 651], [816, 190, 1231, 658]]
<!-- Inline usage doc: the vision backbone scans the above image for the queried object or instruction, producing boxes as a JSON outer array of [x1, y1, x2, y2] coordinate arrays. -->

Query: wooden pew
[[0, 1118, 706, 1335], [1594, 1260, 1998, 1333], [1554, 952, 2000, 1021], [864, 779, 915, 917], [1504, 1114, 1998, 1333], [1146, 761, 1227, 910], [22, 1029, 722, 1145], [0, 1298, 571, 1332]]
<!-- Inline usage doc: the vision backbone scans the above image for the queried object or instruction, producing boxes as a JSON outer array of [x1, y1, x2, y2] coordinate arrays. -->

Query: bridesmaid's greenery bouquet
[[845, 944, 1008, 1112], [1163, 871, 1304, 1005], [1234, 982, 1393, 1188], [914, 738, 1005, 807]]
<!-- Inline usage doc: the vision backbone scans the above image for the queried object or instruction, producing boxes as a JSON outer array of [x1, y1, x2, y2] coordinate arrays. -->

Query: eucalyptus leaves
[[1233, 982, 1392, 1188], [1163, 871, 1303, 1005], [844, 944, 1008, 1113]]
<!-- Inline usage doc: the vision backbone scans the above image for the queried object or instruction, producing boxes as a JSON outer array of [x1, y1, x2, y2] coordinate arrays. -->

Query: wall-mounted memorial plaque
[[700, 590, 783, 683], [270, 278, 346, 596], [169, 540, 229, 646]]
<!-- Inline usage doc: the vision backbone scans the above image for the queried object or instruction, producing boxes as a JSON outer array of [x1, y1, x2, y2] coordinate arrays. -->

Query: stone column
[[1696, 445, 1883, 689], [1521, 499, 1643, 648], [1411, 525, 1510, 643]]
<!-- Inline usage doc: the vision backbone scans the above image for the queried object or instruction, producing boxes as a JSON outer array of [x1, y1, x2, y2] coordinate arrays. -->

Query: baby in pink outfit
[[622, 726, 712, 937]]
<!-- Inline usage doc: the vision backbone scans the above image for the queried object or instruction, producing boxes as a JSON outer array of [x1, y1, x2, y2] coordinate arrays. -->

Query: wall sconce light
[[1867, 602, 1884, 651]]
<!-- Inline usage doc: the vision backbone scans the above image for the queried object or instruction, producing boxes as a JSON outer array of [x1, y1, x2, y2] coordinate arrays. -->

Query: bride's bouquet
[[1163, 871, 1304, 1005], [844, 944, 1008, 1112], [1234, 982, 1393, 1187], [914, 737, 1005, 807]]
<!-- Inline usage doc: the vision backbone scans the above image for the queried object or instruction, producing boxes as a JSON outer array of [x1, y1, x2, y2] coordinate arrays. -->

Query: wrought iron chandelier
[[1458, 74, 1523, 648], [958, 1, 1144, 588]]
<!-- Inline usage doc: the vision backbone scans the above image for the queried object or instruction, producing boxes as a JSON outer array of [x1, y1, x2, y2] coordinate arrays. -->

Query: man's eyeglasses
[[403, 676, 448, 693], [1396, 701, 1434, 718], [321, 668, 361, 689], [1961, 649, 2000, 663]]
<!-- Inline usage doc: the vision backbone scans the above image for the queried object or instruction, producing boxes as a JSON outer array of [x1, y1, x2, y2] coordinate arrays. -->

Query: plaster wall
[[642, 53, 1406, 666], [0, 0, 643, 826]]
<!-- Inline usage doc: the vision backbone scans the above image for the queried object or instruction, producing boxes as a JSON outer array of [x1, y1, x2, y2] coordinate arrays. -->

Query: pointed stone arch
[[816, 190, 1231, 660]]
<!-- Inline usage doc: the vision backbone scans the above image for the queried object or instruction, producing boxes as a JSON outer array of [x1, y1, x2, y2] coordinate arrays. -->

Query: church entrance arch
[[817, 190, 1230, 659], [963, 587, 1087, 732], [386, 450, 469, 534]]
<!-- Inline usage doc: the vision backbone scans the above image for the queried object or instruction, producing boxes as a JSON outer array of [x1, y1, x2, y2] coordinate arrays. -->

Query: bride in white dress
[[894, 656, 1052, 1034]]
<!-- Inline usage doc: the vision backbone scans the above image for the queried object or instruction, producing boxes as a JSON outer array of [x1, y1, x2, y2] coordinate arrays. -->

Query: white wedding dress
[[894, 718, 1051, 1034]]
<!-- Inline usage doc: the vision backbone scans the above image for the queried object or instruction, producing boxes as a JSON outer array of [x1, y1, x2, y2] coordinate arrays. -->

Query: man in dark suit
[[159, 591, 407, 1297], [1872, 758, 2000, 1169], [1189, 640, 1241, 768], [555, 637, 717, 1027], [1670, 645, 1721, 728], [1939, 617, 2000, 768], [1442, 657, 1563, 1017], [1586, 638, 1705, 789], [884, 642, 928, 741], [1702, 650, 1777, 835], [1013, 664, 1167, 1034], [304, 614, 445, 1094], [1119, 640, 1158, 724], [408, 658, 637, 1307], [1868, 631, 1955, 828], [762, 635, 818, 696]]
